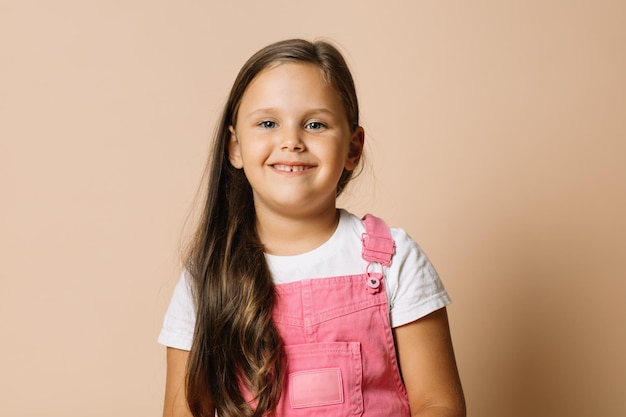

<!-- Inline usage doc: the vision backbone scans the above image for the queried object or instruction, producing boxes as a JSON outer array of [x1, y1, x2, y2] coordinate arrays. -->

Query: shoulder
[[384, 222, 438, 281], [349, 211, 423, 257], [390, 227, 426, 264], [339, 210, 423, 252], [341, 210, 432, 273]]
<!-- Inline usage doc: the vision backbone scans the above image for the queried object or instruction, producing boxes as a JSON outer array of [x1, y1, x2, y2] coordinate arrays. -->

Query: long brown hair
[[185, 38, 361, 417]]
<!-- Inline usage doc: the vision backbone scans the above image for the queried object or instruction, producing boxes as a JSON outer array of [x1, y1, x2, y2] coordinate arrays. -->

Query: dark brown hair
[[185, 38, 361, 417]]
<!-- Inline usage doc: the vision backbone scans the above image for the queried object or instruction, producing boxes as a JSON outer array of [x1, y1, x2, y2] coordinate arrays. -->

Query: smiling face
[[228, 62, 364, 221]]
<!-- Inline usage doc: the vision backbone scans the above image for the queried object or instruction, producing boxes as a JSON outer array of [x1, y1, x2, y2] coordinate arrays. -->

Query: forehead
[[250, 61, 329, 90], [237, 62, 343, 114]]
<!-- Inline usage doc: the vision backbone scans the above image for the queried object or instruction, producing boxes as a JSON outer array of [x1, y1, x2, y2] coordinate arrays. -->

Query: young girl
[[159, 39, 465, 417]]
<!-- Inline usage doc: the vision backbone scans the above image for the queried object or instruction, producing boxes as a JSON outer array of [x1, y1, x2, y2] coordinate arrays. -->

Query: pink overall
[[271, 215, 412, 417]]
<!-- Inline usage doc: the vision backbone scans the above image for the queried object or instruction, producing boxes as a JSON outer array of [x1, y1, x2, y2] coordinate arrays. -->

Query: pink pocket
[[278, 342, 363, 417]]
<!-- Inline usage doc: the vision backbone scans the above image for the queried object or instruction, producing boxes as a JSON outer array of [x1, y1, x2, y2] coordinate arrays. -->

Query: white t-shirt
[[158, 210, 451, 351]]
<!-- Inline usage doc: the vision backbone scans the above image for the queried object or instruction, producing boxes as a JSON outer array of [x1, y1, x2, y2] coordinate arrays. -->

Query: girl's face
[[228, 62, 363, 220]]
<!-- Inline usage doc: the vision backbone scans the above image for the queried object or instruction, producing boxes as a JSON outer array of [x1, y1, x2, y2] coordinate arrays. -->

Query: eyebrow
[[244, 108, 337, 118]]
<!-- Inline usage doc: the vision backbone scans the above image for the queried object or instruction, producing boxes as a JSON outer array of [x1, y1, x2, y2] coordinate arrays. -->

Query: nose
[[280, 127, 305, 152]]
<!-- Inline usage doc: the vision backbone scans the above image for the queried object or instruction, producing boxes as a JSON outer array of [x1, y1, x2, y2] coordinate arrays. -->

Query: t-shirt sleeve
[[157, 270, 196, 351], [387, 229, 451, 328]]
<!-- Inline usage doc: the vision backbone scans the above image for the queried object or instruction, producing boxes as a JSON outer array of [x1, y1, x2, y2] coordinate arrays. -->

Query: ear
[[345, 126, 364, 171], [228, 126, 244, 169]]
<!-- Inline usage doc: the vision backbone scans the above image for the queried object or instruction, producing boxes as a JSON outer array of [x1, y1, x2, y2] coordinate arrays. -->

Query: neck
[[255, 206, 340, 256]]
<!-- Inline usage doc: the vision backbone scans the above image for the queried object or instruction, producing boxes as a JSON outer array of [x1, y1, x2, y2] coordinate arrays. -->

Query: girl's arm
[[163, 347, 205, 417], [394, 307, 466, 417]]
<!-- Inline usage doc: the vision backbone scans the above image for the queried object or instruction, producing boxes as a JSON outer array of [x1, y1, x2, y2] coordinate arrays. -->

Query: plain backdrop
[[1, 1, 625, 416]]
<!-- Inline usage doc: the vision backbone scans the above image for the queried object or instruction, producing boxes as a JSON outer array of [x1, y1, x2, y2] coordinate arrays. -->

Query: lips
[[272, 164, 314, 172]]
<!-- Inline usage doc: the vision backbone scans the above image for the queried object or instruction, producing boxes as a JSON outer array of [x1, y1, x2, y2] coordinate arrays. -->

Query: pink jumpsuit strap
[[361, 214, 395, 266]]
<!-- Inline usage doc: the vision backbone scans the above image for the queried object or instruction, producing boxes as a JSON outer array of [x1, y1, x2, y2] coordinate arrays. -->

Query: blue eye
[[260, 121, 276, 128], [306, 121, 325, 130]]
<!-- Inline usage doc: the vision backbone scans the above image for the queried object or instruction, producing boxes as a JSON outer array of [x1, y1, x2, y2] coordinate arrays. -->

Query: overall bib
[[271, 215, 412, 417]]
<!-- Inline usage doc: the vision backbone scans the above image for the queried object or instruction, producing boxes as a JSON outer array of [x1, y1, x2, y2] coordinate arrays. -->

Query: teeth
[[274, 164, 308, 172]]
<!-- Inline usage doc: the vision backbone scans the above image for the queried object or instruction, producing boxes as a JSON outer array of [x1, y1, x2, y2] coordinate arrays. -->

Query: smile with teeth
[[272, 164, 312, 172]]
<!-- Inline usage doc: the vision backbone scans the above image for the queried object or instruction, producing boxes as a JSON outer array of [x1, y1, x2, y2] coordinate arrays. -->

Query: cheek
[[323, 144, 351, 173], [331, 140, 351, 162], [239, 139, 265, 161]]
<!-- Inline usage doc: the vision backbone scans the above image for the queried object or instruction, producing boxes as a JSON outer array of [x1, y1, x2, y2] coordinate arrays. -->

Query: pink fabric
[[361, 214, 395, 266], [289, 368, 343, 408], [271, 214, 411, 417]]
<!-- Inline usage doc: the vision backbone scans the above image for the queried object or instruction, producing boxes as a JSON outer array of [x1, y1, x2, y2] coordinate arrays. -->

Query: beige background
[[2, 1, 625, 416]]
